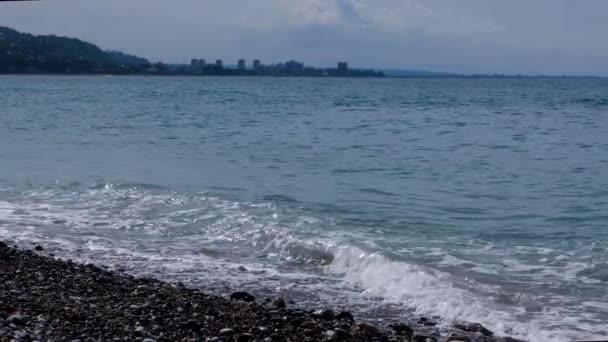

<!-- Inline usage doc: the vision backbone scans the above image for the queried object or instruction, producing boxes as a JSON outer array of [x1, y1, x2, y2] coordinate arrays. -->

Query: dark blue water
[[1, 75, 608, 341]]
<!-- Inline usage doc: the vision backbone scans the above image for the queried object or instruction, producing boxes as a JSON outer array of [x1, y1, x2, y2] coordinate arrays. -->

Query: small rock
[[230, 291, 255, 302], [447, 334, 471, 342], [237, 333, 254, 342], [0, 241, 7, 249], [335, 311, 354, 321], [271, 315, 286, 322], [390, 323, 413, 338], [237, 265, 247, 271], [453, 322, 494, 337], [356, 322, 379, 335], [334, 328, 350, 338], [324, 330, 336, 340], [312, 309, 335, 320], [500, 338, 527, 342], [14, 331, 28, 339], [7, 314, 29, 325], [412, 335, 437, 342], [290, 317, 304, 326], [34, 245, 44, 252], [178, 319, 204, 331], [418, 317, 437, 326], [219, 328, 235, 335], [142, 339, 156, 342], [291, 310, 306, 317], [272, 297, 286, 308], [0, 304, 16, 316]]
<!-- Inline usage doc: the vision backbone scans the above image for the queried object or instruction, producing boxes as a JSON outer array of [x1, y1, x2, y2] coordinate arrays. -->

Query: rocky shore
[[0, 241, 524, 342]]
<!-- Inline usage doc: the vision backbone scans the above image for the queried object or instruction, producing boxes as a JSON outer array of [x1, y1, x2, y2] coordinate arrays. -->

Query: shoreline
[[1, 241, 524, 342], [0, 73, 604, 79]]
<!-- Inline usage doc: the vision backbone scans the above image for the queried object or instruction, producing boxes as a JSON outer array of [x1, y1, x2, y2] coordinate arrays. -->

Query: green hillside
[[0, 26, 150, 74]]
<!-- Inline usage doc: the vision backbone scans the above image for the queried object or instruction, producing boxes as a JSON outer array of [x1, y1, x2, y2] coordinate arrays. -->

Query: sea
[[1, 75, 607, 341]]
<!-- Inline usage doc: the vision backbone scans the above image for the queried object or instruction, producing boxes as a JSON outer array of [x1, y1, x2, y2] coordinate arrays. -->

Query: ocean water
[[1, 75, 608, 341]]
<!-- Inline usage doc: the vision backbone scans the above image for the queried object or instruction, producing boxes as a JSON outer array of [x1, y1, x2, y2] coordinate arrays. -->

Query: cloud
[[0, 0, 607, 75], [214, 0, 507, 68], [230, 0, 503, 39]]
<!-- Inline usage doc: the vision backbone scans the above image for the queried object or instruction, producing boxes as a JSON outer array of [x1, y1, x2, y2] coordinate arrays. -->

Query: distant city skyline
[[188, 58, 343, 69], [1, 0, 608, 76], [183, 56, 385, 77]]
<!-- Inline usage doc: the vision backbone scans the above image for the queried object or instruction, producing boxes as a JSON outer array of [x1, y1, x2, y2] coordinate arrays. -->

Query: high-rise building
[[285, 60, 304, 73], [253, 59, 261, 71], [338, 62, 348, 72], [198, 59, 206, 69], [238, 59, 246, 70], [215, 59, 223, 69], [190, 58, 198, 70]]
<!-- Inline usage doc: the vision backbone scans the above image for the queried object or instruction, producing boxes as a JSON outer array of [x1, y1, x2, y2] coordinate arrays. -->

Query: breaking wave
[[0, 183, 605, 341]]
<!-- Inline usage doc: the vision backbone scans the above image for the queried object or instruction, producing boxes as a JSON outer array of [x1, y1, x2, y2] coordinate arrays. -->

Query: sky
[[1, 0, 607, 76]]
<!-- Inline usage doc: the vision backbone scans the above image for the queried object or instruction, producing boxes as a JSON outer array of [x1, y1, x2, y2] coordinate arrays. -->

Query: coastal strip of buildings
[[186, 58, 384, 77]]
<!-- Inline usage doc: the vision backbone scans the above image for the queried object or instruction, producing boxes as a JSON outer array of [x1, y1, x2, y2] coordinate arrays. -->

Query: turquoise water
[[1, 75, 607, 341]]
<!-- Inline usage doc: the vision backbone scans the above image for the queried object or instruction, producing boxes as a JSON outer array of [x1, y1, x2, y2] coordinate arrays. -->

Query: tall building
[[190, 58, 198, 70], [285, 60, 304, 73], [338, 62, 348, 72], [238, 59, 246, 70], [253, 59, 261, 71], [215, 59, 223, 69], [198, 59, 206, 69]]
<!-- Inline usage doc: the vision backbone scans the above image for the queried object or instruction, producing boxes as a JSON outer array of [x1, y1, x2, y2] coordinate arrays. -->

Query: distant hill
[[0, 26, 150, 74]]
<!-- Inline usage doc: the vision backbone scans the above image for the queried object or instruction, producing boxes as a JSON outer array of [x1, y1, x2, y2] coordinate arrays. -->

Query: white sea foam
[[327, 246, 582, 342], [0, 188, 606, 342]]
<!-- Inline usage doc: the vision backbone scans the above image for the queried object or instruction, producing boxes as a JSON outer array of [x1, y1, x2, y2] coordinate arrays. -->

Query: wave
[[259, 194, 300, 203], [88, 182, 170, 192], [572, 98, 608, 107], [0, 184, 606, 341], [356, 187, 401, 197], [327, 247, 567, 341]]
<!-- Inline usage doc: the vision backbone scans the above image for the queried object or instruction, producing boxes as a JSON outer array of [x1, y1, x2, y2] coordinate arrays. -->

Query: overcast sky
[[1, 0, 607, 75]]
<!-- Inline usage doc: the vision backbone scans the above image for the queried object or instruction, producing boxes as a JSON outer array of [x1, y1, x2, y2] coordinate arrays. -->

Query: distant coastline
[[0, 26, 604, 79], [0, 26, 383, 78]]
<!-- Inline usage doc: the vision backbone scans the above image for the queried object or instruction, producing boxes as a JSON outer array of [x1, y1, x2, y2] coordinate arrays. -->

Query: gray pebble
[[7, 314, 29, 325], [219, 328, 234, 335]]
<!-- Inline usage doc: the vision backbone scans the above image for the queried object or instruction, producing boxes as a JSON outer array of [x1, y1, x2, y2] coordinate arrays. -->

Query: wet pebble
[[272, 297, 286, 309], [313, 309, 335, 320], [391, 323, 413, 338], [219, 327, 234, 335], [237, 333, 254, 342], [7, 314, 29, 325], [230, 291, 255, 303], [0, 241, 526, 342], [335, 311, 354, 322]]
